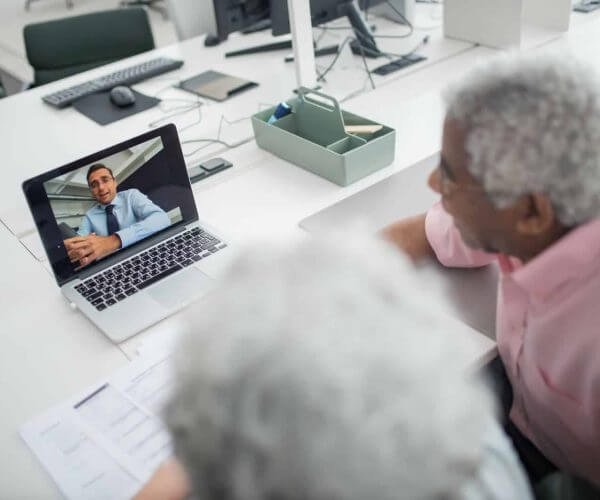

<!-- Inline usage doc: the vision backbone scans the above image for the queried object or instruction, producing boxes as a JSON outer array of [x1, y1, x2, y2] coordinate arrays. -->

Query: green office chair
[[23, 8, 155, 87], [535, 473, 600, 500]]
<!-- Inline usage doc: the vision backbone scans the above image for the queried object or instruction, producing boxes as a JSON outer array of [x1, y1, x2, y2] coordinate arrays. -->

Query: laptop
[[23, 124, 234, 343]]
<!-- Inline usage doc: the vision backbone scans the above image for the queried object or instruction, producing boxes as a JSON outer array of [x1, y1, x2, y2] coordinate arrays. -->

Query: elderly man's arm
[[383, 203, 496, 267], [382, 213, 436, 261], [134, 458, 190, 500], [116, 190, 171, 248]]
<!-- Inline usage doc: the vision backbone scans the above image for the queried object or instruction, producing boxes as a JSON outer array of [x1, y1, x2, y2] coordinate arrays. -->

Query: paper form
[[75, 384, 172, 475], [21, 407, 140, 500], [113, 356, 175, 416], [20, 352, 177, 499]]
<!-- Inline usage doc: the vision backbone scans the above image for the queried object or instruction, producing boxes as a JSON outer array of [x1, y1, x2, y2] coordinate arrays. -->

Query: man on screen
[[64, 164, 170, 268]]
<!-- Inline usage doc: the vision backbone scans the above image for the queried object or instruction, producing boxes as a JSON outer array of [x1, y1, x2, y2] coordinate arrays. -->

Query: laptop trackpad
[[147, 267, 213, 309]]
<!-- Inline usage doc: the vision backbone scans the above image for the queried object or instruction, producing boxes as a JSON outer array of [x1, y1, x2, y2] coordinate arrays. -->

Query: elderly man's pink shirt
[[425, 202, 600, 485]]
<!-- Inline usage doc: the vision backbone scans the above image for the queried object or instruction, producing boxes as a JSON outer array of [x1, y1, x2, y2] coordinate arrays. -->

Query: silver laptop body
[[23, 124, 234, 342]]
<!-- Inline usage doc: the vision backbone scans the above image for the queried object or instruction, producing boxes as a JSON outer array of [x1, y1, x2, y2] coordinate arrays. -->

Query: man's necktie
[[105, 204, 119, 235]]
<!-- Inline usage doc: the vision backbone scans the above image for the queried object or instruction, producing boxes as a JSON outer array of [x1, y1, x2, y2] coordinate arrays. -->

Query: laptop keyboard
[[74, 227, 226, 312]]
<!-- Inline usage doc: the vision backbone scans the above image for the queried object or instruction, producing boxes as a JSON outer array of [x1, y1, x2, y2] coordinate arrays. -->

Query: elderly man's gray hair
[[165, 238, 495, 500], [444, 53, 600, 226]]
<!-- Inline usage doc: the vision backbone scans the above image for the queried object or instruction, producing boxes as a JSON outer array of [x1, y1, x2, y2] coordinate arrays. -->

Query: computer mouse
[[109, 86, 136, 107], [204, 33, 221, 47]]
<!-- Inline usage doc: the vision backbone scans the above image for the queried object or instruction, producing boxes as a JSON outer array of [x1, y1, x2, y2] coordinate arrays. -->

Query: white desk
[[3, 8, 599, 497], [0, 9, 474, 237], [0, 222, 129, 496]]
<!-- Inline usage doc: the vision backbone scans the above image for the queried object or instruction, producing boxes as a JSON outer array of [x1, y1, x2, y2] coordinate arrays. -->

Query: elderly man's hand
[[381, 213, 435, 262], [64, 233, 121, 268], [134, 458, 190, 500]]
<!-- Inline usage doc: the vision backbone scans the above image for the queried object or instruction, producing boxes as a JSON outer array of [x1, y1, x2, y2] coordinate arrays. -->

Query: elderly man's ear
[[515, 193, 556, 236]]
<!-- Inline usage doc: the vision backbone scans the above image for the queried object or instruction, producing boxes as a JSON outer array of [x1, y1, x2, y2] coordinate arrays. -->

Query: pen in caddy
[[268, 102, 292, 124]]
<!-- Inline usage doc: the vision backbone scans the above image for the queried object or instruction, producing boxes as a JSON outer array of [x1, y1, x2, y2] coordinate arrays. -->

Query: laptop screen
[[23, 124, 198, 286]]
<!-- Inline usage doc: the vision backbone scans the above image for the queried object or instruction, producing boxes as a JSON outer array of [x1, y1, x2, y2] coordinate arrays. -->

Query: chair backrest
[[165, 0, 216, 41], [23, 8, 155, 87]]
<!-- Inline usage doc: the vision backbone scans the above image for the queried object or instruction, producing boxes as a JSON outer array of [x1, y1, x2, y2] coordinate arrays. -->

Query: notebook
[[22, 124, 234, 343]]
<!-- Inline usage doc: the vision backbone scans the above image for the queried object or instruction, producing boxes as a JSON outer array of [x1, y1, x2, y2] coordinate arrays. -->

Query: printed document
[[20, 353, 175, 500]]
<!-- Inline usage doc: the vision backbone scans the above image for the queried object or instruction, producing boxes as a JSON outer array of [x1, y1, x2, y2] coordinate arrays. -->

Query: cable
[[180, 115, 246, 157], [179, 103, 274, 158], [353, 37, 376, 90], [180, 138, 245, 157], [314, 3, 413, 40], [148, 97, 204, 132], [148, 102, 204, 131], [147, 81, 207, 131], [361, 0, 414, 39], [314, 24, 330, 46], [376, 35, 429, 60], [380, 0, 414, 37], [315, 23, 408, 53], [316, 33, 428, 89], [339, 73, 375, 102], [316, 36, 354, 82]]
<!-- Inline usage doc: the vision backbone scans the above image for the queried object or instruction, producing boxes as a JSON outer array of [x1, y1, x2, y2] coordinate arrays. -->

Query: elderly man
[[64, 163, 170, 268], [383, 54, 600, 488], [135, 238, 532, 500]]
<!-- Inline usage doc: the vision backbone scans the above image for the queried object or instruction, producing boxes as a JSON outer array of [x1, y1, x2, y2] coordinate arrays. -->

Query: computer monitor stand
[[227, 1, 382, 59], [225, 39, 294, 57], [225, 40, 339, 59], [341, 1, 382, 58], [240, 18, 273, 34]]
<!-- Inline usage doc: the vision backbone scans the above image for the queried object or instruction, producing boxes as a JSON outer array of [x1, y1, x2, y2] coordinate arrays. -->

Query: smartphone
[[187, 158, 233, 184]]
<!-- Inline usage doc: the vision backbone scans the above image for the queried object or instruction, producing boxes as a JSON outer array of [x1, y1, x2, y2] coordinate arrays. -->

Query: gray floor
[[0, 0, 177, 91]]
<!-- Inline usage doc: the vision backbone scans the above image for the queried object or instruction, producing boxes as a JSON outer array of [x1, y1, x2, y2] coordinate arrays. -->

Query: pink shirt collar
[[503, 218, 600, 298]]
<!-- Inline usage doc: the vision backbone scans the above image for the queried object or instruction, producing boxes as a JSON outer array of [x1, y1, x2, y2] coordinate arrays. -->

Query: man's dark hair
[[86, 164, 114, 184]]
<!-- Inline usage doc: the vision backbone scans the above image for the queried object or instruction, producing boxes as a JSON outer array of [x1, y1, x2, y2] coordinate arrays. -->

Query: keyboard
[[372, 54, 426, 76], [74, 227, 226, 312], [42, 57, 184, 108]]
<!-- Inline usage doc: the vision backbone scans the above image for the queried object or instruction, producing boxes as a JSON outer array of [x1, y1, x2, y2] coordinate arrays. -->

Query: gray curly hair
[[164, 237, 497, 500], [444, 52, 600, 226]]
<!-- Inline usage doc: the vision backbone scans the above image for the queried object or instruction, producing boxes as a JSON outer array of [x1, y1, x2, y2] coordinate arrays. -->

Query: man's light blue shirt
[[78, 188, 171, 248]]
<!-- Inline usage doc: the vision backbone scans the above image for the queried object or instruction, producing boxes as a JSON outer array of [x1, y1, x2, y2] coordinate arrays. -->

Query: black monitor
[[271, 0, 381, 57], [212, 0, 272, 43], [357, 0, 388, 9]]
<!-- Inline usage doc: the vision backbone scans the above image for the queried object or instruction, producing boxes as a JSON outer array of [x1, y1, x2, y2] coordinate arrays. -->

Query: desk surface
[[2, 7, 600, 497], [0, 222, 129, 496], [0, 10, 473, 236]]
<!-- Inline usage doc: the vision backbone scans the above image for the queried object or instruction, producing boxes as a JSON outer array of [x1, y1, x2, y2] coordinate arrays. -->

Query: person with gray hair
[[135, 238, 532, 500], [383, 53, 600, 489]]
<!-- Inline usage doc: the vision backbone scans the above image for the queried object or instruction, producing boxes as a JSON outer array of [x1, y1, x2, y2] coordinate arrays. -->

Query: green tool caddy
[[251, 88, 396, 186]]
